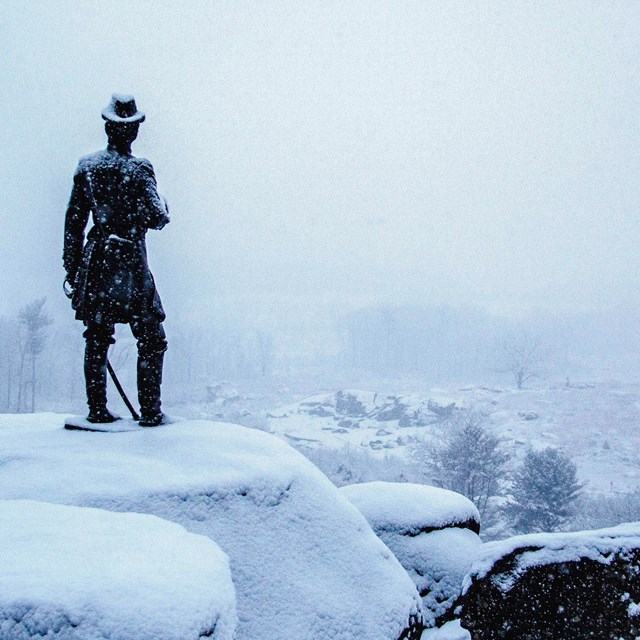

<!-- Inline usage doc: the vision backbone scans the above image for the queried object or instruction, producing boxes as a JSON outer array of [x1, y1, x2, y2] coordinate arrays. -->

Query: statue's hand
[[63, 276, 75, 300]]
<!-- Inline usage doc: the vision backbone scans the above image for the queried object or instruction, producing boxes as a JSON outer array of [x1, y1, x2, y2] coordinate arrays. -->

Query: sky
[[1, 0, 639, 322]]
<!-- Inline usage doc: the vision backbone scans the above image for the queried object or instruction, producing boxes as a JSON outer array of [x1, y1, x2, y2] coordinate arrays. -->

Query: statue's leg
[[131, 316, 168, 426], [83, 321, 117, 423]]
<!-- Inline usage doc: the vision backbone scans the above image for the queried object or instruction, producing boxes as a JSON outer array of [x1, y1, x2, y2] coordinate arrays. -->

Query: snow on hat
[[101, 93, 146, 124]]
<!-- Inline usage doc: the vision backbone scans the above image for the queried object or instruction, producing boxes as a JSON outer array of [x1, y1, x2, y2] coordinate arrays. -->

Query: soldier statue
[[63, 94, 169, 426]]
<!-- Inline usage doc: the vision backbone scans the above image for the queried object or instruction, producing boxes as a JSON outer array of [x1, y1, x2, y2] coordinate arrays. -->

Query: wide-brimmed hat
[[101, 93, 146, 124]]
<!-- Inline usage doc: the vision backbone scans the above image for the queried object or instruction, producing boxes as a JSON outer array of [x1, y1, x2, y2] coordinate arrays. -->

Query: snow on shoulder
[[341, 481, 480, 534], [0, 414, 423, 640], [0, 499, 236, 640]]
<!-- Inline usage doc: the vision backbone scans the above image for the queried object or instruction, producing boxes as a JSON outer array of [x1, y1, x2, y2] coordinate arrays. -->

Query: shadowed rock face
[[397, 613, 424, 640], [461, 524, 640, 639]]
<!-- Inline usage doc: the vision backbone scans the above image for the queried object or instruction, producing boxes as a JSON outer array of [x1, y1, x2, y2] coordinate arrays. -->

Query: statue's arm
[[136, 159, 170, 231], [63, 168, 90, 281]]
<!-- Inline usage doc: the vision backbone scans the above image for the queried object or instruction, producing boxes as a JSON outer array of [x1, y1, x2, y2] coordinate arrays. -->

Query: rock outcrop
[[461, 523, 640, 639], [0, 499, 236, 640], [341, 481, 481, 628], [0, 414, 423, 640]]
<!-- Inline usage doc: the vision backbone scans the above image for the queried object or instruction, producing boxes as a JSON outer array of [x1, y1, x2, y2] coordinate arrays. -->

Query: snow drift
[[0, 414, 423, 640], [341, 482, 481, 628], [0, 499, 236, 640]]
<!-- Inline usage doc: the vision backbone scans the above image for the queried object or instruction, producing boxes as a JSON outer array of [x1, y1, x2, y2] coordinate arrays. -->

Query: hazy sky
[[1, 1, 639, 321]]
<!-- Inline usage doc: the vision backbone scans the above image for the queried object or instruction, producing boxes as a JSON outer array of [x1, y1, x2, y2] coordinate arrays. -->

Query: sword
[[107, 359, 140, 421]]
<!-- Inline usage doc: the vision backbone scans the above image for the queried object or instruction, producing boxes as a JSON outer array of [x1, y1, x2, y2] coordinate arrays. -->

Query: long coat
[[63, 148, 170, 325]]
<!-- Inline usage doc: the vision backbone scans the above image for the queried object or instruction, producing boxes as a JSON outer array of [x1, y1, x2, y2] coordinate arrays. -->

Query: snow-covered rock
[[461, 523, 640, 639], [421, 620, 470, 640], [0, 414, 423, 640], [293, 390, 446, 427], [266, 390, 458, 455], [341, 482, 481, 628], [0, 499, 236, 640]]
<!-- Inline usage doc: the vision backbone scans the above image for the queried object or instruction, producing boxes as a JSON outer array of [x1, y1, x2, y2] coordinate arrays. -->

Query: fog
[[2, 1, 639, 387]]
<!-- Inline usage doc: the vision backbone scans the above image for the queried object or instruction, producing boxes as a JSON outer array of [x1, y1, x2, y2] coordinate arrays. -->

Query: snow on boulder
[[340, 482, 480, 535], [341, 482, 481, 628], [461, 523, 640, 639], [0, 499, 236, 640], [0, 414, 423, 640]]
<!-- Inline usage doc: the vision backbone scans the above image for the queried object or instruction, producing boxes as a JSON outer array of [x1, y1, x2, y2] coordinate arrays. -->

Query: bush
[[570, 490, 640, 531], [295, 443, 422, 487]]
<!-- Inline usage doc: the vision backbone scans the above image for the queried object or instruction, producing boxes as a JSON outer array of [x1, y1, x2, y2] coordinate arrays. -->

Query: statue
[[63, 94, 170, 426]]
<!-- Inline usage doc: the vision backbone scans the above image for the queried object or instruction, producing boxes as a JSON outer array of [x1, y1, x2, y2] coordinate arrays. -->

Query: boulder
[[0, 414, 423, 640], [0, 499, 236, 640], [461, 523, 640, 639], [341, 482, 481, 628]]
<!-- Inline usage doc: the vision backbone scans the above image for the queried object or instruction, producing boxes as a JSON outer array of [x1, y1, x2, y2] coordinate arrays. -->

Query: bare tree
[[498, 332, 544, 390], [17, 298, 52, 412]]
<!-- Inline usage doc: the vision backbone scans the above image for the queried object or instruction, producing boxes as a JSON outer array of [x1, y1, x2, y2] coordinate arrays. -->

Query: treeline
[[2, 298, 640, 412], [0, 300, 279, 411]]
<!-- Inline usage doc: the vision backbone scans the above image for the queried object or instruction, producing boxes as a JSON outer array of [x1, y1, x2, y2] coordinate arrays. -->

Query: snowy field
[[169, 378, 640, 496]]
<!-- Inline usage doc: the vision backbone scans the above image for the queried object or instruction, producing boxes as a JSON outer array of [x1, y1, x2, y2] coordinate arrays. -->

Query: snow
[[387, 528, 481, 627], [421, 620, 470, 640], [262, 383, 640, 494], [64, 414, 183, 432], [341, 482, 480, 627], [340, 482, 480, 533], [463, 521, 640, 593], [0, 413, 422, 640], [0, 499, 236, 639]]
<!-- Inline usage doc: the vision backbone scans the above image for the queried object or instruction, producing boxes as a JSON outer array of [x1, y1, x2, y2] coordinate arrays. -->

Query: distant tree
[[256, 330, 274, 377], [506, 447, 583, 533], [412, 410, 510, 519], [16, 298, 52, 412], [0, 317, 19, 410], [498, 332, 544, 390]]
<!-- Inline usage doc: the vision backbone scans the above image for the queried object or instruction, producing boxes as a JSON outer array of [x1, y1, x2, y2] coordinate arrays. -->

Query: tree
[[16, 298, 52, 412], [498, 332, 544, 390], [412, 410, 510, 519], [0, 317, 20, 411], [506, 447, 583, 533]]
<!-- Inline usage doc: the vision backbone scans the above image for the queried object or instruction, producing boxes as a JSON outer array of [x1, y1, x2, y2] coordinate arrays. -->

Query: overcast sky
[[1, 1, 638, 322]]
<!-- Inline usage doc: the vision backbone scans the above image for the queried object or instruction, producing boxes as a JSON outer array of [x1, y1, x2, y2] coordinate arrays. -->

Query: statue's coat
[[63, 149, 169, 324]]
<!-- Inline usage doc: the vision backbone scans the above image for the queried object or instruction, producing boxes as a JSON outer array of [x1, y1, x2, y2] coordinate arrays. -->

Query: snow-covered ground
[[229, 381, 640, 494]]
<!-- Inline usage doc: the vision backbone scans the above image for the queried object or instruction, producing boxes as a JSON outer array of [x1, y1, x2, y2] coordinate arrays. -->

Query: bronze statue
[[63, 94, 169, 426]]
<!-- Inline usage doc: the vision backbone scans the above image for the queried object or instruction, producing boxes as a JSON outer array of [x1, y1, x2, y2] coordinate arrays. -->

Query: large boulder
[[341, 482, 481, 628], [0, 499, 236, 640], [461, 523, 640, 639], [0, 414, 423, 640]]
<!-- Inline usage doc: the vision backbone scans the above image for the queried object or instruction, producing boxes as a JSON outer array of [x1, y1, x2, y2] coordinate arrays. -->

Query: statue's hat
[[101, 94, 146, 124]]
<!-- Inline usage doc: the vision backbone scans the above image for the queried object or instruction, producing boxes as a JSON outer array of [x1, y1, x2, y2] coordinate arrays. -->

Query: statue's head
[[101, 93, 145, 146]]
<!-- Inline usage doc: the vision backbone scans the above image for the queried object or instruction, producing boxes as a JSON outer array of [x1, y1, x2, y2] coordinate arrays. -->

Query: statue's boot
[[84, 335, 117, 423], [138, 349, 165, 427]]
